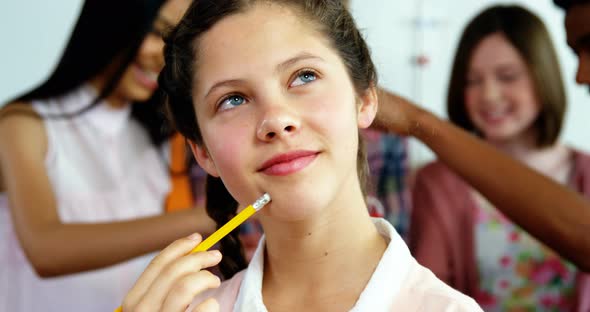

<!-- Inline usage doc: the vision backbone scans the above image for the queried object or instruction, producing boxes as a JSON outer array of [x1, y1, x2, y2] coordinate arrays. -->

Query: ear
[[187, 140, 220, 177], [357, 85, 378, 129]]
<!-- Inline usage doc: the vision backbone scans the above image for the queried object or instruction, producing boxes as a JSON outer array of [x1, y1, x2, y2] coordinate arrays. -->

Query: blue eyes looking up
[[290, 70, 317, 87], [218, 94, 246, 111], [228, 95, 245, 106], [217, 70, 318, 111]]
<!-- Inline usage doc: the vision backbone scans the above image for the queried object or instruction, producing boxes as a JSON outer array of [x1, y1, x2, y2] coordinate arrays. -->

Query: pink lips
[[258, 150, 319, 176], [134, 64, 159, 91]]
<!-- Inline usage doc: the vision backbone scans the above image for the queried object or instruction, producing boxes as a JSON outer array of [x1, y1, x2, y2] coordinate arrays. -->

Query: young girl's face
[[96, 0, 190, 106], [189, 4, 376, 221], [464, 32, 541, 144]]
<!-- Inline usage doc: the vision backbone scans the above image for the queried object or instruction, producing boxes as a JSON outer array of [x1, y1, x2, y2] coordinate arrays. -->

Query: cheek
[[306, 92, 359, 163], [199, 116, 263, 205], [114, 68, 140, 97], [464, 86, 476, 105], [305, 93, 357, 140], [203, 122, 251, 176], [305, 79, 358, 125], [510, 82, 541, 118], [520, 102, 541, 123], [464, 89, 479, 120]]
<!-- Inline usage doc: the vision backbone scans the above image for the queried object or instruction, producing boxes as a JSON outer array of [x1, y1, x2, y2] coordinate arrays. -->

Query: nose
[[575, 53, 590, 86], [138, 33, 165, 70], [256, 105, 301, 142], [482, 79, 501, 105]]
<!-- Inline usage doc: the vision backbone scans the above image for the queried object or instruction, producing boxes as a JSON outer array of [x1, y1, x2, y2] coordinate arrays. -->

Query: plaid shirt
[[363, 129, 410, 238]]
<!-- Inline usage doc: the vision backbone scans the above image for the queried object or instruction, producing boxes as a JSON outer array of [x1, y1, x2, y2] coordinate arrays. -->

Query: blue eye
[[218, 95, 246, 111], [291, 70, 317, 87]]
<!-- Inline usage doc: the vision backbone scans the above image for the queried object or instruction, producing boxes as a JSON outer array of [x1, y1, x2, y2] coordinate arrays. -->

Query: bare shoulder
[[0, 101, 44, 138], [0, 102, 46, 192], [0, 101, 39, 117], [0, 101, 47, 163]]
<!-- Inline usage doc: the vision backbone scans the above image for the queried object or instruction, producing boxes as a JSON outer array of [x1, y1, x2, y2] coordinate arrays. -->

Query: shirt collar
[[234, 218, 413, 312], [61, 84, 133, 138]]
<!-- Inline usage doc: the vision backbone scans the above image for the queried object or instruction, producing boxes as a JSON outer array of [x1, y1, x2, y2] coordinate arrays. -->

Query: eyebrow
[[275, 52, 324, 74], [204, 52, 325, 99]]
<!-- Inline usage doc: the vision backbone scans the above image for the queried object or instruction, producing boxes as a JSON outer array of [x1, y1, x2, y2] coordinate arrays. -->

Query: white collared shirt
[[190, 218, 482, 311]]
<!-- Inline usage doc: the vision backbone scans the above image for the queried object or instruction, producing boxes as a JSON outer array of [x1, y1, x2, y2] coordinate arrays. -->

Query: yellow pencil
[[190, 193, 270, 253], [114, 193, 271, 312]]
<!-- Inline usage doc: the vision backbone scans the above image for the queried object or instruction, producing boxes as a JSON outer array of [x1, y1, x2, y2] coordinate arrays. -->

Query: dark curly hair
[[160, 0, 377, 279]]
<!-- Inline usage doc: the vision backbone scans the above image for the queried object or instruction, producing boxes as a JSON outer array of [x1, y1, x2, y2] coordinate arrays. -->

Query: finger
[[191, 298, 220, 312], [160, 270, 221, 312], [136, 250, 222, 310], [123, 233, 203, 309]]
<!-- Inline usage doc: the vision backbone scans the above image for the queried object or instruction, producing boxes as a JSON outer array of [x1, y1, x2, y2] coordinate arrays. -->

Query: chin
[[260, 188, 332, 222], [119, 82, 156, 103], [131, 88, 156, 102], [484, 131, 519, 142], [125, 94, 151, 104]]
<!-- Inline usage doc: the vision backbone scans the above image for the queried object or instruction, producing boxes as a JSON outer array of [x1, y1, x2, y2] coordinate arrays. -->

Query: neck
[[488, 129, 538, 160], [488, 131, 572, 182], [260, 179, 387, 310]]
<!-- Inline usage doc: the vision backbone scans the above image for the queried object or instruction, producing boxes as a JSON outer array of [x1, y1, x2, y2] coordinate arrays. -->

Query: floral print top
[[473, 192, 577, 312]]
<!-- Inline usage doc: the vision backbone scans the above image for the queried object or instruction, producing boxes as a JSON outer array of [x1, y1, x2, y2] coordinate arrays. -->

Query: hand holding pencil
[[115, 193, 270, 312]]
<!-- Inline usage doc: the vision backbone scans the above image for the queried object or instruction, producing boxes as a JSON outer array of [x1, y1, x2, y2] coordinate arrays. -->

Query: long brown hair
[[160, 0, 377, 279], [447, 5, 566, 147]]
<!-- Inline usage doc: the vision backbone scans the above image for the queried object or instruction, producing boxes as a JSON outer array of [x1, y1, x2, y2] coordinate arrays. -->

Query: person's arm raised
[[0, 104, 215, 277], [374, 89, 590, 272]]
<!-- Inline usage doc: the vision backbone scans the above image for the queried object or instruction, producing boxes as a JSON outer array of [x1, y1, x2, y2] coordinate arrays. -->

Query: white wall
[[350, 0, 590, 169], [0, 0, 83, 104], [1, 0, 588, 169]]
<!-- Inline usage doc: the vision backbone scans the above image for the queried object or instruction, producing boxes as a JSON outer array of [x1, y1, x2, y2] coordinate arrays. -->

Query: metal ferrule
[[252, 193, 271, 211]]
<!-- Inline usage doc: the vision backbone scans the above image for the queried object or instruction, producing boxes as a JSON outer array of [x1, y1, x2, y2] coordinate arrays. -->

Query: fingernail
[[211, 250, 222, 258], [188, 233, 201, 241]]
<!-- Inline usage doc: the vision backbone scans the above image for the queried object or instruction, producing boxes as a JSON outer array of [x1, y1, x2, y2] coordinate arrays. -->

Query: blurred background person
[[347, 0, 590, 251], [0, 0, 216, 311], [408, 5, 589, 311]]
